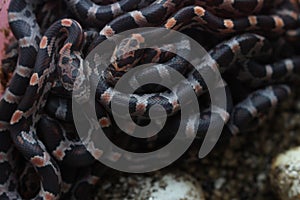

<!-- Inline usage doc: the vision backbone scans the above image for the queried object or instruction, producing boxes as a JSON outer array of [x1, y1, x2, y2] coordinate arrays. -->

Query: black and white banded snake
[[0, 0, 300, 199]]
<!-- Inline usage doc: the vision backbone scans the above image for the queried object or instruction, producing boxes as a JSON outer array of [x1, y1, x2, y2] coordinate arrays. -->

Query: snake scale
[[0, 0, 300, 199]]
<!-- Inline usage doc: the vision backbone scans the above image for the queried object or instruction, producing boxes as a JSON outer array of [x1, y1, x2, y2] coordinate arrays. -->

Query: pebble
[[96, 170, 205, 200], [271, 146, 300, 200], [214, 177, 226, 190]]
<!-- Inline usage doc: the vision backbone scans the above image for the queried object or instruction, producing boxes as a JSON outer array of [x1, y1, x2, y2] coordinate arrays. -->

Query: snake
[[227, 84, 291, 134], [0, 0, 43, 199], [65, 0, 157, 28], [43, 32, 292, 169], [88, 0, 299, 51], [237, 56, 300, 87], [66, 0, 277, 30], [92, 33, 272, 118], [0, 0, 300, 199], [9, 17, 83, 199], [164, 2, 299, 35]]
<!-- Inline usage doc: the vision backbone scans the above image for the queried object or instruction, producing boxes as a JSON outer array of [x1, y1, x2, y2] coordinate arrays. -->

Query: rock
[[138, 171, 205, 200], [96, 170, 205, 200], [270, 146, 300, 200]]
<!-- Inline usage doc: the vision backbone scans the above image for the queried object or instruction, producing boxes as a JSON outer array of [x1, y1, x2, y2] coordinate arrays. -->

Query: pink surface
[[0, 0, 12, 96], [0, 0, 12, 60]]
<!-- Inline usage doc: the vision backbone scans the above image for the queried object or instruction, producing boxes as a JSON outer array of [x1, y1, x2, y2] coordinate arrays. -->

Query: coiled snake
[[0, 0, 300, 199]]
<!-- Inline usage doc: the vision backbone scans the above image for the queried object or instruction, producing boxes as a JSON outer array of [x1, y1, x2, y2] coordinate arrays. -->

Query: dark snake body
[[0, 0, 42, 199], [0, 0, 300, 199], [9, 17, 84, 199]]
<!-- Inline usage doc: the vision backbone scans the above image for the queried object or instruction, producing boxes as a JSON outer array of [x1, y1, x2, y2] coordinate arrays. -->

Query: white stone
[[138, 172, 205, 200], [96, 170, 206, 200], [270, 146, 300, 200]]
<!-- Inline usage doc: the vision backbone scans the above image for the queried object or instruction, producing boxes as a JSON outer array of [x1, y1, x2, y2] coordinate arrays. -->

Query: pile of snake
[[1, 0, 300, 199]]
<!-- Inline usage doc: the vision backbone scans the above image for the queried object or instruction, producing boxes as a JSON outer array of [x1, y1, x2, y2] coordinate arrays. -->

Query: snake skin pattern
[[0, 0, 300, 199]]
